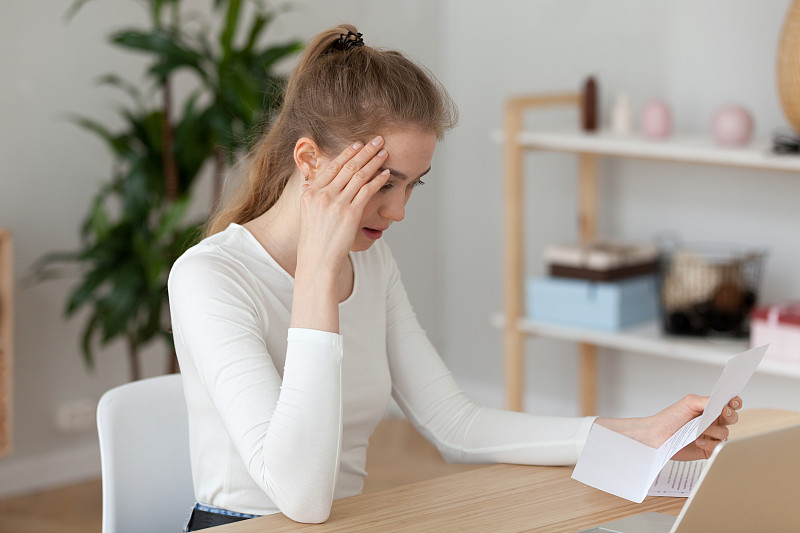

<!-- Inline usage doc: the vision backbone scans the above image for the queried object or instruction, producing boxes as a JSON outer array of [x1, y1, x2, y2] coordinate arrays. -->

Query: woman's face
[[316, 127, 438, 252], [351, 127, 437, 251]]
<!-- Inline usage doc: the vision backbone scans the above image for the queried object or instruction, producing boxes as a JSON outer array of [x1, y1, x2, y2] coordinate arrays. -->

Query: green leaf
[[31, 250, 84, 270], [169, 222, 204, 258], [98, 265, 143, 342], [66, 266, 107, 315], [155, 196, 190, 241], [110, 30, 205, 81], [68, 115, 131, 157], [133, 231, 165, 291], [220, 0, 243, 61], [150, 0, 181, 29], [173, 90, 215, 181], [63, 0, 94, 22], [95, 74, 143, 107], [27, 250, 84, 286], [219, 63, 260, 124], [243, 13, 269, 53], [255, 40, 304, 73], [192, 27, 216, 63], [87, 196, 113, 240], [80, 313, 100, 371]]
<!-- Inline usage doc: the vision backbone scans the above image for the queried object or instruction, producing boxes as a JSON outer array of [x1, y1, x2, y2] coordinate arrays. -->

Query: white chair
[[97, 373, 195, 533]]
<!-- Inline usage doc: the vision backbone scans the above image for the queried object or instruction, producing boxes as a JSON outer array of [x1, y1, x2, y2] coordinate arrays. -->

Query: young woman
[[168, 25, 741, 531]]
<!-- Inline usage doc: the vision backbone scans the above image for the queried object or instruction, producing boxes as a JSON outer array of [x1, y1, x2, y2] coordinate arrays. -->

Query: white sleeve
[[168, 255, 342, 523], [383, 250, 596, 466]]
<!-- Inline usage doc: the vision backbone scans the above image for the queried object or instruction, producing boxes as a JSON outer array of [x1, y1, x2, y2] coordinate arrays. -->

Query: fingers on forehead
[[335, 141, 366, 160]]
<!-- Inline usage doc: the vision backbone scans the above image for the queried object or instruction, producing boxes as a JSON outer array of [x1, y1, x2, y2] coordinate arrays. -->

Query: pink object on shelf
[[711, 105, 754, 146], [640, 100, 672, 139], [751, 302, 800, 363]]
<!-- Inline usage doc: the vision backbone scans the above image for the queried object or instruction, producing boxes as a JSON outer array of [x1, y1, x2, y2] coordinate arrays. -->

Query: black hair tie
[[334, 31, 364, 51]]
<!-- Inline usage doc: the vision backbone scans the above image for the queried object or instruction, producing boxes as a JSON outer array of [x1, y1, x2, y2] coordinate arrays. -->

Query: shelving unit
[[0, 229, 12, 456], [501, 93, 800, 415]]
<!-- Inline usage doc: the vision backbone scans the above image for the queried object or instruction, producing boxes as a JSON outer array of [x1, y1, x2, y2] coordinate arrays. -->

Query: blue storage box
[[527, 275, 659, 331]]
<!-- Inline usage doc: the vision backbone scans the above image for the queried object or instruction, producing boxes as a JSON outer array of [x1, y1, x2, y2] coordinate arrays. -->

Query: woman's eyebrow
[[380, 166, 432, 181]]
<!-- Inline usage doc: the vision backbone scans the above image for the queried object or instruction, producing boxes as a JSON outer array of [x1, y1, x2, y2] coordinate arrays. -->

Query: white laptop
[[578, 422, 800, 533]]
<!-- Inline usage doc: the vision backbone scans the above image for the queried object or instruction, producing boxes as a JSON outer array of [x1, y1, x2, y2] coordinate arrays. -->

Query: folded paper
[[572, 344, 768, 502]]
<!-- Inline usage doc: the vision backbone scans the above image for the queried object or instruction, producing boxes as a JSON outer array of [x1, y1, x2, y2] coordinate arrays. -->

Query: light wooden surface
[[0, 478, 102, 533], [501, 97, 800, 414], [361, 417, 482, 493], [213, 465, 685, 533], [0, 229, 12, 456], [208, 409, 800, 533]]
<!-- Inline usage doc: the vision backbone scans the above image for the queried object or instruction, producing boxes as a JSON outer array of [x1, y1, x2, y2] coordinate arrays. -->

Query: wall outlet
[[55, 399, 96, 434]]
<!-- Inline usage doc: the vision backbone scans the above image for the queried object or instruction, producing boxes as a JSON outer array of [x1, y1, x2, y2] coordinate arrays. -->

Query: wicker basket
[[660, 247, 766, 338]]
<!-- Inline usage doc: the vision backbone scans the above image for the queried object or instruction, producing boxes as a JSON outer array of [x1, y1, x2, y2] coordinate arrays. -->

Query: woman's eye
[[412, 180, 425, 188], [379, 183, 393, 192]]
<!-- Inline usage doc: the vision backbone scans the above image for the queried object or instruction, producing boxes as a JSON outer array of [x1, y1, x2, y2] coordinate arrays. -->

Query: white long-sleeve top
[[168, 223, 596, 523]]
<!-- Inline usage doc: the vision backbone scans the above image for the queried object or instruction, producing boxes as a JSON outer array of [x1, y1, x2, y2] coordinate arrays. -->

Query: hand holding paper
[[571, 345, 767, 503]]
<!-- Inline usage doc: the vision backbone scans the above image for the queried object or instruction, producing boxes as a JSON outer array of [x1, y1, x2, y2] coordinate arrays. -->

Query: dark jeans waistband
[[185, 503, 260, 532]]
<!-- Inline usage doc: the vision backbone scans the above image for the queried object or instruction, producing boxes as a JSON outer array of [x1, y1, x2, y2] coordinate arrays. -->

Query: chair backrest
[[97, 373, 195, 533]]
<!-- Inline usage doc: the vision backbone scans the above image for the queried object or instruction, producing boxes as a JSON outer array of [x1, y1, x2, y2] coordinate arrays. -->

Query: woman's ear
[[293, 137, 320, 179]]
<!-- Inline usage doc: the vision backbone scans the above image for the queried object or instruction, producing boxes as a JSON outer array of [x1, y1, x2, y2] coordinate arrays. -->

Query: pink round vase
[[640, 100, 672, 139], [711, 105, 754, 146]]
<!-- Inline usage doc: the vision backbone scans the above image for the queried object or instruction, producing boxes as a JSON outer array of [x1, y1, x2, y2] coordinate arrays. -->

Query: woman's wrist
[[595, 416, 659, 448], [290, 269, 340, 333]]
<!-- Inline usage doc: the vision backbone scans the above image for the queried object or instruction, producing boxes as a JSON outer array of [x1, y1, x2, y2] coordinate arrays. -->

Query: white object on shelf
[[609, 92, 634, 136], [544, 241, 659, 271]]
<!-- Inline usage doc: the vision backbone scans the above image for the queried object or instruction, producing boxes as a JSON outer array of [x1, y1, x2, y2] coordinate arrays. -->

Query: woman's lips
[[362, 227, 386, 240]]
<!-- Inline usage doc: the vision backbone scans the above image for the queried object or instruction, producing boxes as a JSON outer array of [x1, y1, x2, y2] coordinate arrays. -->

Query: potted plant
[[33, 0, 302, 380]]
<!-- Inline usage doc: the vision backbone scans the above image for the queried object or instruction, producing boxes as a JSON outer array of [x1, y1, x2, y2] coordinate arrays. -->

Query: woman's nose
[[380, 193, 406, 222]]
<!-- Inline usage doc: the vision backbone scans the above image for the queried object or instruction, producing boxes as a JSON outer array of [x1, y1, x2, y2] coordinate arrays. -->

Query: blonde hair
[[205, 24, 458, 236]]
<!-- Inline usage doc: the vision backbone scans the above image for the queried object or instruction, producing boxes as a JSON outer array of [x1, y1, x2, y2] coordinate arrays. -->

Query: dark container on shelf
[[659, 246, 766, 338]]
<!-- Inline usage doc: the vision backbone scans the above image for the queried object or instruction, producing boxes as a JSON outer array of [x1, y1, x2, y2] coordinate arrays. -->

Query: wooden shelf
[[491, 314, 800, 380], [495, 128, 800, 172]]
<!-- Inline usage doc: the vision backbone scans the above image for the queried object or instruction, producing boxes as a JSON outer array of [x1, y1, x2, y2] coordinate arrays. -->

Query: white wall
[[437, 0, 800, 416], [3, 0, 800, 499]]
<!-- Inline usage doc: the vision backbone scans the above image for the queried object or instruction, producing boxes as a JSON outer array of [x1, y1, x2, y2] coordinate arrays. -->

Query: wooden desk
[[211, 409, 800, 532]]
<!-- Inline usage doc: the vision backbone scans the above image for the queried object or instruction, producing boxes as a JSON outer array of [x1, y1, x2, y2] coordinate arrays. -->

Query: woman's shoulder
[[169, 224, 264, 287], [173, 223, 237, 266]]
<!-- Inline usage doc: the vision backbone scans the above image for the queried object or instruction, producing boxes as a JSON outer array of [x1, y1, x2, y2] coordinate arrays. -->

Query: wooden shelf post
[[0, 229, 13, 456], [503, 93, 586, 412], [578, 153, 599, 415]]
